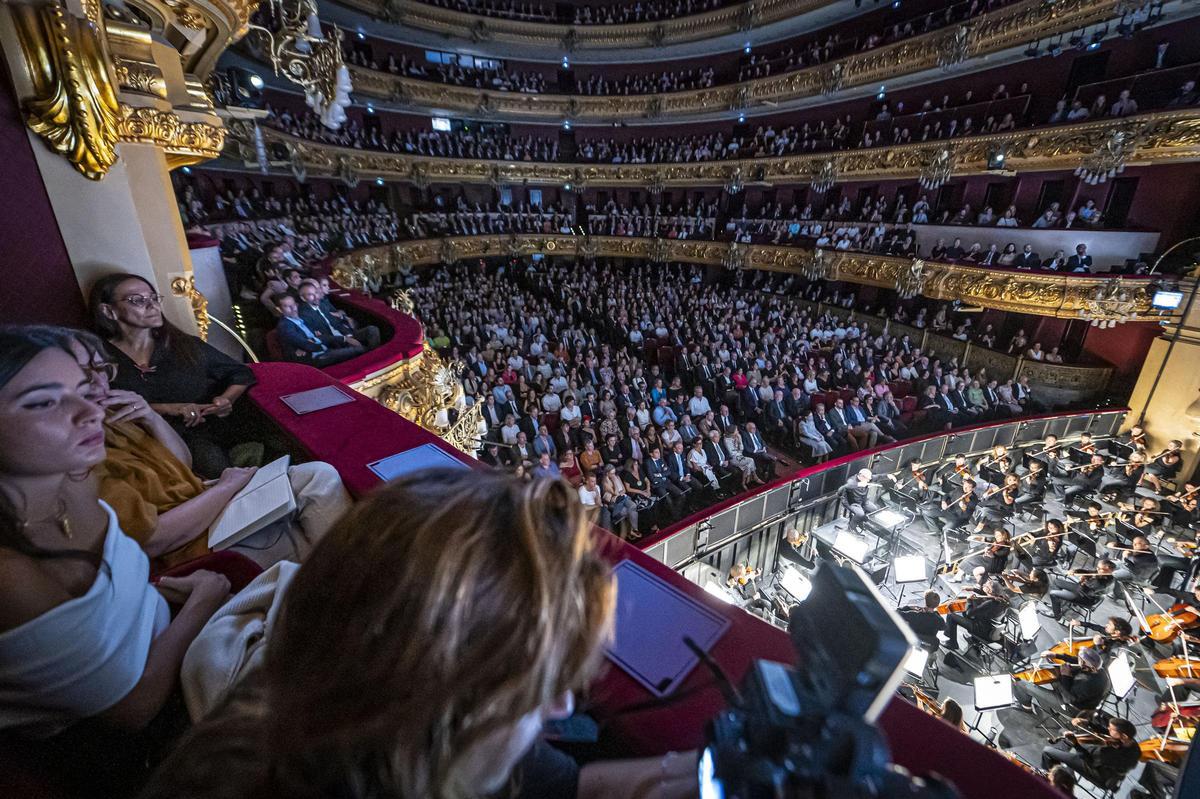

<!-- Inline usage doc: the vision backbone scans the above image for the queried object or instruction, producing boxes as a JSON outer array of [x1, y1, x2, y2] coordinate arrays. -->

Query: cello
[[1143, 603, 1200, 644], [1139, 726, 1195, 765]]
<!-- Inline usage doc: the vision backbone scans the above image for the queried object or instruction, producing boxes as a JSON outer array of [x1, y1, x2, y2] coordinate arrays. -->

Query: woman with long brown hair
[[142, 469, 689, 799]]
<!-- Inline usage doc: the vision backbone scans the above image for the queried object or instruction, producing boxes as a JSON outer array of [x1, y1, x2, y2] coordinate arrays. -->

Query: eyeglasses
[[118, 293, 163, 308], [85, 361, 118, 382]]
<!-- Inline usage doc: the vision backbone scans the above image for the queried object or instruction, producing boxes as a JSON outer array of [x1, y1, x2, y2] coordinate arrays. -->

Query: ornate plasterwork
[[118, 105, 227, 166], [239, 109, 1200, 187], [346, 0, 1119, 121], [331, 235, 1175, 323], [12, 0, 122, 180], [335, 0, 810, 51]]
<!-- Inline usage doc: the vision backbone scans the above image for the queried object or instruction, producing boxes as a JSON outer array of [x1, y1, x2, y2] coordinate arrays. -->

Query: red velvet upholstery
[[153, 550, 264, 595], [243, 361, 1067, 798]]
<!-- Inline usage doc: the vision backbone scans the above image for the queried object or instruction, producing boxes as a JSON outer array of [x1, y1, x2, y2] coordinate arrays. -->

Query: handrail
[[324, 234, 1177, 321], [232, 107, 1200, 188], [635, 406, 1129, 553]]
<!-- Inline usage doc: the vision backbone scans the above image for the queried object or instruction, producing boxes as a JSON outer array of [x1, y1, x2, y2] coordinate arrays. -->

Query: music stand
[[892, 555, 928, 608], [970, 674, 1014, 744], [1068, 447, 1091, 465], [1018, 601, 1042, 642], [1108, 651, 1137, 703], [903, 647, 931, 687], [778, 565, 813, 603], [1116, 520, 1142, 544], [868, 506, 914, 560]]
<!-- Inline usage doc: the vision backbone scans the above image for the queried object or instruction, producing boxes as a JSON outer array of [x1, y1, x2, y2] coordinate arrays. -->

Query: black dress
[[109, 336, 257, 478]]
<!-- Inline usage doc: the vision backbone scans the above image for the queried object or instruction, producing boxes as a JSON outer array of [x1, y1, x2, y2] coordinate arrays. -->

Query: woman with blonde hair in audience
[[0, 327, 231, 795], [143, 469, 698, 799]]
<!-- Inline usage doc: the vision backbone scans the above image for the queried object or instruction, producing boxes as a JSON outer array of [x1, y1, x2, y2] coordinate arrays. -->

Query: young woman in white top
[[0, 328, 230, 768]]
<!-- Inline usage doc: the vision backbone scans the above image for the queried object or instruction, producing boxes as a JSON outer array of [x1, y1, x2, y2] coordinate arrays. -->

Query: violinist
[[951, 528, 1012, 584], [887, 457, 934, 508], [899, 589, 945, 651], [1062, 455, 1105, 504], [971, 474, 1019, 533], [1142, 439, 1183, 495], [728, 563, 773, 615], [1155, 535, 1198, 590], [1048, 559, 1116, 619], [1039, 716, 1140, 789], [1107, 535, 1159, 582], [1001, 566, 1049, 599], [1099, 451, 1146, 501], [1116, 424, 1148, 453], [1076, 432, 1098, 456], [1020, 519, 1074, 570], [934, 453, 971, 491], [1016, 646, 1110, 715], [942, 577, 1008, 652], [780, 526, 815, 569], [1013, 459, 1047, 512], [921, 478, 978, 538], [1164, 482, 1200, 528], [977, 444, 1012, 476], [1060, 617, 1136, 661]]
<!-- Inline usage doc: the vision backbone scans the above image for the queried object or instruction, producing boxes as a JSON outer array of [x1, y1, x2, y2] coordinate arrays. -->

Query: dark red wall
[[0, 59, 86, 327], [1080, 320, 1162, 383]]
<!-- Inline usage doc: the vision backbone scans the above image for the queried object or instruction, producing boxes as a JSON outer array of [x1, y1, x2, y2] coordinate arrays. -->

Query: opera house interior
[[6, 0, 1200, 796]]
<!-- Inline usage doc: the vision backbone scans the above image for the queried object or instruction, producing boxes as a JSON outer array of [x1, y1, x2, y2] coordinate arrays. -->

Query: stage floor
[[765, 485, 1187, 798]]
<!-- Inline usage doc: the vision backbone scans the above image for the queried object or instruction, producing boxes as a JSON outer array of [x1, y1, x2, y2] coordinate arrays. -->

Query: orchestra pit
[[6, 0, 1200, 797]]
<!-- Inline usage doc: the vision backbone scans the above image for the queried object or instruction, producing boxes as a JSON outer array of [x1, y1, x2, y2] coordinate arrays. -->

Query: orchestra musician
[[899, 589, 945, 651], [1076, 432, 1098, 456], [887, 458, 935, 508], [921, 478, 978, 538], [1013, 460, 1047, 513], [934, 454, 971, 491], [1061, 455, 1106, 504], [941, 577, 1009, 652], [1001, 566, 1049, 599], [1059, 617, 1136, 661], [779, 525, 815, 570], [840, 468, 879, 533], [971, 474, 1019, 534], [1047, 559, 1116, 619], [1142, 439, 1183, 495], [728, 563, 773, 615], [1117, 424, 1148, 453], [977, 444, 1012, 476], [1019, 519, 1075, 570], [1098, 451, 1146, 500], [1015, 645, 1110, 714], [1039, 715, 1140, 789], [1046, 765, 1076, 796], [1163, 482, 1200, 528], [1154, 535, 1198, 590], [1107, 535, 1159, 583], [950, 528, 1012, 584]]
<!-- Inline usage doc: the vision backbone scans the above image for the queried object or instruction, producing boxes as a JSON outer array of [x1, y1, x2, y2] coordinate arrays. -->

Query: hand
[[204, 396, 234, 418], [345, 336, 363, 349], [167, 402, 214, 427], [215, 466, 258, 495], [98, 389, 157, 424], [1067, 619, 1082, 628], [155, 569, 231, 610]]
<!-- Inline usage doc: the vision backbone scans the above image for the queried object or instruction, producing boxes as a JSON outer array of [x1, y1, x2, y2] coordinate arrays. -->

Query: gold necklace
[[20, 498, 72, 540]]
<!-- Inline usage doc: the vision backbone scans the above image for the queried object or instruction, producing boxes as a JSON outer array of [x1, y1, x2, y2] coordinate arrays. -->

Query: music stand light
[[779, 565, 813, 602]]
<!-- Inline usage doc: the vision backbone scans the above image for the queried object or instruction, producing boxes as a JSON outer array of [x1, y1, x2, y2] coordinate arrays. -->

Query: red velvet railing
[[243, 361, 1064, 799]]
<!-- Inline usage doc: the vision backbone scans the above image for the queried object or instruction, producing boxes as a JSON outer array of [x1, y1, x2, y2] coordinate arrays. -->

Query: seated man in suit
[[307, 279, 381, 349], [274, 294, 363, 367], [741, 421, 777, 480], [644, 445, 686, 518]]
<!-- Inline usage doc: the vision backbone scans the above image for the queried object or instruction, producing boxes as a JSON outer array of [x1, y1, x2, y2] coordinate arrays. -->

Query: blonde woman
[[143, 469, 696, 798]]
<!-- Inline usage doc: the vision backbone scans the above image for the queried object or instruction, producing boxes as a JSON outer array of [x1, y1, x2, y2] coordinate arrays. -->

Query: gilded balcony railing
[[347, 0, 1129, 122], [329, 234, 1181, 323], [336, 0, 813, 51], [230, 108, 1200, 187]]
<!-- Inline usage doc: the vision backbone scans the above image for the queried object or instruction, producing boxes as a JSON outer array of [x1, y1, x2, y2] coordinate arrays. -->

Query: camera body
[[698, 562, 959, 799]]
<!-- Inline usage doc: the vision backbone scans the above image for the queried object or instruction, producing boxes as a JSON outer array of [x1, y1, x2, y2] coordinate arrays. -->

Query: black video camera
[[697, 561, 959, 799]]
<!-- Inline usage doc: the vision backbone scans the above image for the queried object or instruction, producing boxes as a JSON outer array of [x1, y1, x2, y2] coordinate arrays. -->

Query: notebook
[[280, 385, 356, 415], [208, 456, 296, 550]]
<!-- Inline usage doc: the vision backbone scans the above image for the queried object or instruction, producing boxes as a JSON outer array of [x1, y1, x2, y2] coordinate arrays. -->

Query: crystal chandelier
[[918, 149, 955, 191], [895, 259, 927, 300], [1075, 129, 1133, 185], [801, 248, 829, 281], [248, 0, 352, 129], [810, 159, 837, 194]]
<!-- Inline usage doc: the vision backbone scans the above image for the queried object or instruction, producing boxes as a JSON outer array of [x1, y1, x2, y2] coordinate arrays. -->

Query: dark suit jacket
[[1014, 252, 1041, 269], [276, 317, 325, 358], [703, 439, 730, 469]]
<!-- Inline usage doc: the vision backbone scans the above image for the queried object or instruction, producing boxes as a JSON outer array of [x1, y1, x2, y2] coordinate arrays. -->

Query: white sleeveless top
[[0, 500, 169, 738]]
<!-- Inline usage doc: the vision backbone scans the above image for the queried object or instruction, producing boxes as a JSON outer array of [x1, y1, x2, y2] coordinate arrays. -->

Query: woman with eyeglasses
[[55, 327, 349, 569], [89, 273, 256, 478], [0, 326, 230, 794]]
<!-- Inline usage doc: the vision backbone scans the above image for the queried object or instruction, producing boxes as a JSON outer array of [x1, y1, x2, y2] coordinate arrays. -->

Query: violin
[[1143, 604, 1200, 643]]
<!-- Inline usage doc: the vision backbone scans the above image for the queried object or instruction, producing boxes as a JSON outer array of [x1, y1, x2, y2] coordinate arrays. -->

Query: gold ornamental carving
[[240, 108, 1200, 188], [332, 235, 1178, 324], [377, 343, 482, 455], [12, 0, 121, 180], [342, 0, 1123, 122], [169, 274, 210, 341], [117, 105, 226, 166]]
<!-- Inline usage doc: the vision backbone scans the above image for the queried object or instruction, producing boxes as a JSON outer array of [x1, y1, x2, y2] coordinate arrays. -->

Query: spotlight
[[357, 30, 365, 40], [562, 119, 571, 130], [561, 56, 569, 68], [366, 104, 375, 114], [1088, 29, 1105, 50], [564, 182, 572, 191], [987, 150, 1006, 170], [877, 85, 887, 100], [744, 42, 752, 54], [737, 112, 746, 123], [375, 177, 384, 186], [248, 73, 264, 89], [181, 166, 192, 175], [891, 0, 900, 8]]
